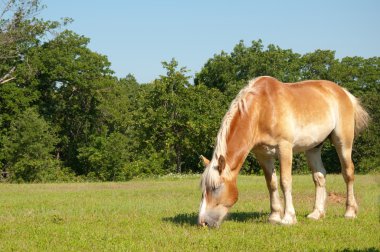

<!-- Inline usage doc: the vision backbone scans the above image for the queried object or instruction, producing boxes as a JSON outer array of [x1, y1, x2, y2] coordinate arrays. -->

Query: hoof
[[307, 209, 325, 220], [344, 211, 357, 219], [280, 214, 297, 225], [344, 205, 358, 219], [268, 213, 282, 224]]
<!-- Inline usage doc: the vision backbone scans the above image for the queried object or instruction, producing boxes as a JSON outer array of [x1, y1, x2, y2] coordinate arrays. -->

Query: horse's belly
[[292, 124, 333, 152], [253, 145, 278, 157]]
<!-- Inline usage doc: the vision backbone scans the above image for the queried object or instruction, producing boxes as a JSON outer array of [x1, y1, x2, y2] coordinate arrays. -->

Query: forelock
[[200, 158, 233, 191], [201, 160, 221, 191]]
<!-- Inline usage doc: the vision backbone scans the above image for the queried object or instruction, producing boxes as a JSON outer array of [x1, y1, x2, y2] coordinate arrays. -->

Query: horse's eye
[[212, 184, 223, 194]]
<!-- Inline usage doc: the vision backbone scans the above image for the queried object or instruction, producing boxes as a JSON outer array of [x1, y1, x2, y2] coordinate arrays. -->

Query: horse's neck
[[225, 117, 256, 174], [226, 143, 251, 175]]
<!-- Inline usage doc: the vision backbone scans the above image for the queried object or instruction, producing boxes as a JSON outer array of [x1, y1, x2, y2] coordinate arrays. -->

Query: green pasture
[[0, 175, 378, 251]]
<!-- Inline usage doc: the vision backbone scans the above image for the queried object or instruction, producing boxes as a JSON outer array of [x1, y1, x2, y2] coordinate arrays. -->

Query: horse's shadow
[[162, 211, 268, 226]]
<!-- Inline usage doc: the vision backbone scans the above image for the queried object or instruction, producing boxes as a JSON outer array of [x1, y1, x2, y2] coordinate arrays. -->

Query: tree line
[[1, 1, 379, 182]]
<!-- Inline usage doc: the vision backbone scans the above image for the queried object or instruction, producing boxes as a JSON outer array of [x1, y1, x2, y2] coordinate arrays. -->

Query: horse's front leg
[[256, 154, 283, 224], [279, 142, 297, 225]]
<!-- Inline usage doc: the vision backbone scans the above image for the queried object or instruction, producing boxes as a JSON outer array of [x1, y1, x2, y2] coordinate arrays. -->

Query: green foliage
[[136, 59, 226, 174], [195, 40, 303, 92], [78, 132, 134, 181], [28, 30, 115, 174], [0, 82, 38, 129], [0, 108, 70, 182], [352, 92, 380, 173], [0, 0, 64, 84]]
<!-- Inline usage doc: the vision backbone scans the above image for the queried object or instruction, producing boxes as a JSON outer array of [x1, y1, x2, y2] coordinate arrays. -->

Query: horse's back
[[252, 77, 355, 152], [284, 79, 356, 128], [253, 76, 354, 118], [253, 76, 350, 99]]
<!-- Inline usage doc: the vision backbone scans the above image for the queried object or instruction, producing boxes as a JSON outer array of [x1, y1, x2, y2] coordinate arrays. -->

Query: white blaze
[[199, 193, 207, 220]]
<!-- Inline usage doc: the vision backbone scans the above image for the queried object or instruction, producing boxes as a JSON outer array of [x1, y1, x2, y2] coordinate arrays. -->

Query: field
[[0, 175, 378, 251]]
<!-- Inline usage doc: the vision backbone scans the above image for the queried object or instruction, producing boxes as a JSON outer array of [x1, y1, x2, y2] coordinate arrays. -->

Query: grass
[[0, 174, 378, 251]]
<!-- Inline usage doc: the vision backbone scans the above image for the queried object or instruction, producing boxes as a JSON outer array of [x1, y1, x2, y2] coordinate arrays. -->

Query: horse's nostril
[[199, 220, 208, 227]]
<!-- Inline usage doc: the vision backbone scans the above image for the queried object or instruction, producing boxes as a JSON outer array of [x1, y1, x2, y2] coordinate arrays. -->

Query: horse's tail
[[354, 99, 370, 135], [343, 89, 370, 136]]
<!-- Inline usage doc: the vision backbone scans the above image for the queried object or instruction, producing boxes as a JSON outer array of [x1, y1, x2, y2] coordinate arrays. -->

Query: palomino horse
[[198, 76, 369, 227]]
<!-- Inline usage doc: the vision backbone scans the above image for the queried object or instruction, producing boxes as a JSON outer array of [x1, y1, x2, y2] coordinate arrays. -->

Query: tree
[[136, 59, 227, 173], [76, 74, 146, 180], [195, 40, 302, 93], [138, 59, 190, 173], [179, 84, 227, 173], [0, 0, 65, 84], [300, 50, 338, 80], [0, 0, 66, 178], [29, 30, 114, 174], [0, 108, 63, 182], [77, 132, 133, 181]]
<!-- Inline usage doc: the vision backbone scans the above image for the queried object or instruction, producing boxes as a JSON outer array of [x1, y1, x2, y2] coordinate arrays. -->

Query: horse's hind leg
[[331, 131, 358, 218], [256, 154, 282, 224], [306, 146, 327, 220]]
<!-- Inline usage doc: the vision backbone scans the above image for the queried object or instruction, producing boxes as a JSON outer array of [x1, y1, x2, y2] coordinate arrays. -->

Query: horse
[[198, 76, 369, 227]]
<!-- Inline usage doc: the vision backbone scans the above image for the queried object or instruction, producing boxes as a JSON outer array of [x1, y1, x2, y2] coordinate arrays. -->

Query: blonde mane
[[201, 78, 259, 190]]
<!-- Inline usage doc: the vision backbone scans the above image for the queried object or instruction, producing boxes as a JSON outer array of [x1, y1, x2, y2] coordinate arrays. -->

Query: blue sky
[[41, 0, 380, 83]]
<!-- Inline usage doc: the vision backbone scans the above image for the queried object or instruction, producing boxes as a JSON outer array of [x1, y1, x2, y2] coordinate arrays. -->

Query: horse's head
[[198, 155, 238, 228]]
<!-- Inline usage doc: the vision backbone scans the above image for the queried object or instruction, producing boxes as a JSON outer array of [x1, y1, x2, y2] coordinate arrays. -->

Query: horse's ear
[[218, 155, 226, 174], [200, 155, 210, 167]]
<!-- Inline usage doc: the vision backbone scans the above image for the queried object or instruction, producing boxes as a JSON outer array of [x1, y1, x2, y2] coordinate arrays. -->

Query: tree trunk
[[175, 146, 182, 173]]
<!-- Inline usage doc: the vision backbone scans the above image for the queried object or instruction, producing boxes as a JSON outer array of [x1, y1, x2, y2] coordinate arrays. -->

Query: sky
[[40, 0, 380, 83]]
